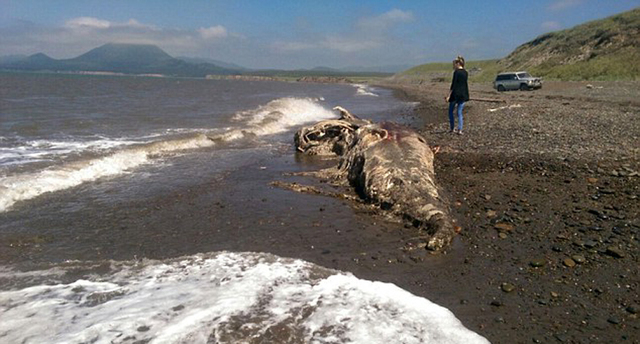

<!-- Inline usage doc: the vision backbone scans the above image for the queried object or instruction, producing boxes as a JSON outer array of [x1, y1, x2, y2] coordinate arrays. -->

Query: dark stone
[[490, 300, 503, 307], [584, 240, 598, 249], [554, 333, 569, 342], [605, 246, 625, 258], [530, 258, 546, 267], [607, 317, 621, 325]]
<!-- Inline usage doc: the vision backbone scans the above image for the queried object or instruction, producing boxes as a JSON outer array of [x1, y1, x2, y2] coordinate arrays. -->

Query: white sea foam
[[0, 134, 216, 212], [354, 84, 379, 97], [0, 252, 489, 344], [0, 137, 143, 166], [0, 98, 337, 212]]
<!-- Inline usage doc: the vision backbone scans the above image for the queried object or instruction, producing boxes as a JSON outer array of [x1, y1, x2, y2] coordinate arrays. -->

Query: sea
[[0, 72, 489, 343]]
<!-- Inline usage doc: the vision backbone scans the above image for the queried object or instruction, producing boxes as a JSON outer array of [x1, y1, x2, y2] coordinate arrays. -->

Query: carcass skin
[[294, 107, 456, 251]]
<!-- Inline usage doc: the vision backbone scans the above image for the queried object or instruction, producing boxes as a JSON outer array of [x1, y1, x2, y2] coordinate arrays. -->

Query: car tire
[[520, 84, 529, 91], [497, 85, 506, 92]]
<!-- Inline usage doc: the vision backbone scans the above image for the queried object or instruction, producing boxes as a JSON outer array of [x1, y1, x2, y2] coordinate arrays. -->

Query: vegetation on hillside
[[396, 8, 640, 82]]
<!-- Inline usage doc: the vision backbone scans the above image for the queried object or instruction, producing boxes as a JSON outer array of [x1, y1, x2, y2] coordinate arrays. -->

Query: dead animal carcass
[[293, 107, 456, 251]]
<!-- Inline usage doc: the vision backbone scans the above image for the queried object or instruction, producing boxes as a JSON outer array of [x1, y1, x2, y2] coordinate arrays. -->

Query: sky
[[1, 0, 638, 69]]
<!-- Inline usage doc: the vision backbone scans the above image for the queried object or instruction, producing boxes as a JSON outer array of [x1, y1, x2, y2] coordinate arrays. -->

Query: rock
[[563, 258, 576, 267], [554, 333, 569, 342], [607, 317, 621, 325], [571, 255, 586, 264], [584, 240, 598, 249], [494, 223, 514, 232], [490, 300, 503, 307], [530, 258, 546, 267], [501, 282, 516, 293], [626, 305, 638, 314], [605, 246, 625, 258], [486, 210, 497, 218], [586, 177, 598, 183], [498, 232, 508, 239]]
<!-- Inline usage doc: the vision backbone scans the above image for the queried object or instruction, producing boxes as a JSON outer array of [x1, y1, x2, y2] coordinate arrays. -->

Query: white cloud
[[548, 0, 584, 11], [198, 25, 228, 39], [0, 16, 243, 61], [65, 17, 111, 29], [270, 9, 414, 54], [64, 17, 157, 31], [358, 9, 414, 31], [271, 41, 316, 52], [541, 21, 561, 30]]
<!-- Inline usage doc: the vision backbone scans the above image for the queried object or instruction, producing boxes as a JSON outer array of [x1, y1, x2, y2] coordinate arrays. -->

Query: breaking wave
[[0, 251, 489, 344], [0, 97, 337, 212], [354, 84, 379, 97]]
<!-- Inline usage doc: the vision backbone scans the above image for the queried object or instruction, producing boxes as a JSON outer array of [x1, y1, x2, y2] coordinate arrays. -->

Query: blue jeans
[[448, 101, 465, 131]]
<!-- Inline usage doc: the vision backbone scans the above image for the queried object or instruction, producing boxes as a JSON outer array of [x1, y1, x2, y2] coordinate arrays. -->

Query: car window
[[517, 73, 531, 78]]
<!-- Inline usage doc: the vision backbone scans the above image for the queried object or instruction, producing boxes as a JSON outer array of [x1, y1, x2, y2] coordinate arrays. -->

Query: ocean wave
[[0, 136, 145, 166], [353, 84, 379, 97], [0, 97, 337, 212], [0, 251, 489, 344], [0, 134, 216, 212]]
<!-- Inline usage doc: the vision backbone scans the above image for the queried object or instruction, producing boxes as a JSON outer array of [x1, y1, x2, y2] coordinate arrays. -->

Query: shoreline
[[374, 80, 639, 343], [1, 78, 637, 343]]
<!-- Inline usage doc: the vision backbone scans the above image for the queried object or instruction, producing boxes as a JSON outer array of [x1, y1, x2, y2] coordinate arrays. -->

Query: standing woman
[[446, 56, 469, 134]]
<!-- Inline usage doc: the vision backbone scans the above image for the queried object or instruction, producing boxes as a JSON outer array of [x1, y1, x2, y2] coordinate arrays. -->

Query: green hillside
[[397, 8, 640, 82]]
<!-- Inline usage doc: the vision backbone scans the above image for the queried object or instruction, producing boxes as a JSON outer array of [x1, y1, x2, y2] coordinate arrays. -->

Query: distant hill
[[396, 8, 640, 82], [0, 43, 241, 77], [176, 56, 249, 71], [340, 64, 413, 73]]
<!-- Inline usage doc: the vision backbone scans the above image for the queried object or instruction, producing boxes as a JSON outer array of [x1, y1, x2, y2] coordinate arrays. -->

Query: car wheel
[[497, 85, 506, 92], [520, 84, 528, 91]]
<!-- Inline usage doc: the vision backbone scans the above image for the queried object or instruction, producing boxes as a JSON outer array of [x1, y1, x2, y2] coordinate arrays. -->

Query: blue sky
[[1, 0, 638, 69]]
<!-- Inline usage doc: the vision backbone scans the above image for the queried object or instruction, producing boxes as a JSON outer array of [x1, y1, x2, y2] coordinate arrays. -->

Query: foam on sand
[[0, 252, 490, 344]]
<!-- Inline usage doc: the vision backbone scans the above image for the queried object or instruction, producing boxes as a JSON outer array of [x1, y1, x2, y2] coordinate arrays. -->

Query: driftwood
[[291, 107, 456, 251]]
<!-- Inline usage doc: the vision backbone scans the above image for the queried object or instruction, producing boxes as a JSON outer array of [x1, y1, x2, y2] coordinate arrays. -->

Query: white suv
[[494, 71, 542, 91]]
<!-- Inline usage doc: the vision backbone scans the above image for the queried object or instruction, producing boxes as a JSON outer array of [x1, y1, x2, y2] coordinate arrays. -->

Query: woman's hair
[[454, 55, 465, 67]]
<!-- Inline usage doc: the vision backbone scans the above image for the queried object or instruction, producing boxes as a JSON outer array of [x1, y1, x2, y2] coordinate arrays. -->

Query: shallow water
[[0, 73, 488, 343]]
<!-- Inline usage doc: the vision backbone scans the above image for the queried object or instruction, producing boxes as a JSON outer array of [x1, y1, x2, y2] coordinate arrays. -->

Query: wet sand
[[2, 81, 638, 343]]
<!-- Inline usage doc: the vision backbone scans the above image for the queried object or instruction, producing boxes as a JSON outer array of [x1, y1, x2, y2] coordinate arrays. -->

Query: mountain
[[0, 43, 241, 77], [397, 8, 640, 81], [176, 56, 249, 71], [340, 64, 413, 73]]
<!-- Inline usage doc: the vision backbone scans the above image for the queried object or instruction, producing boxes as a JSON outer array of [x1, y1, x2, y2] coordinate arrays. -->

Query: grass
[[396, 8, 640, 82]]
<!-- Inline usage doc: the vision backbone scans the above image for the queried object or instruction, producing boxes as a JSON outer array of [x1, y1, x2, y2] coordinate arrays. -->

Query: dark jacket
[[449, 69, 469, 103]]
